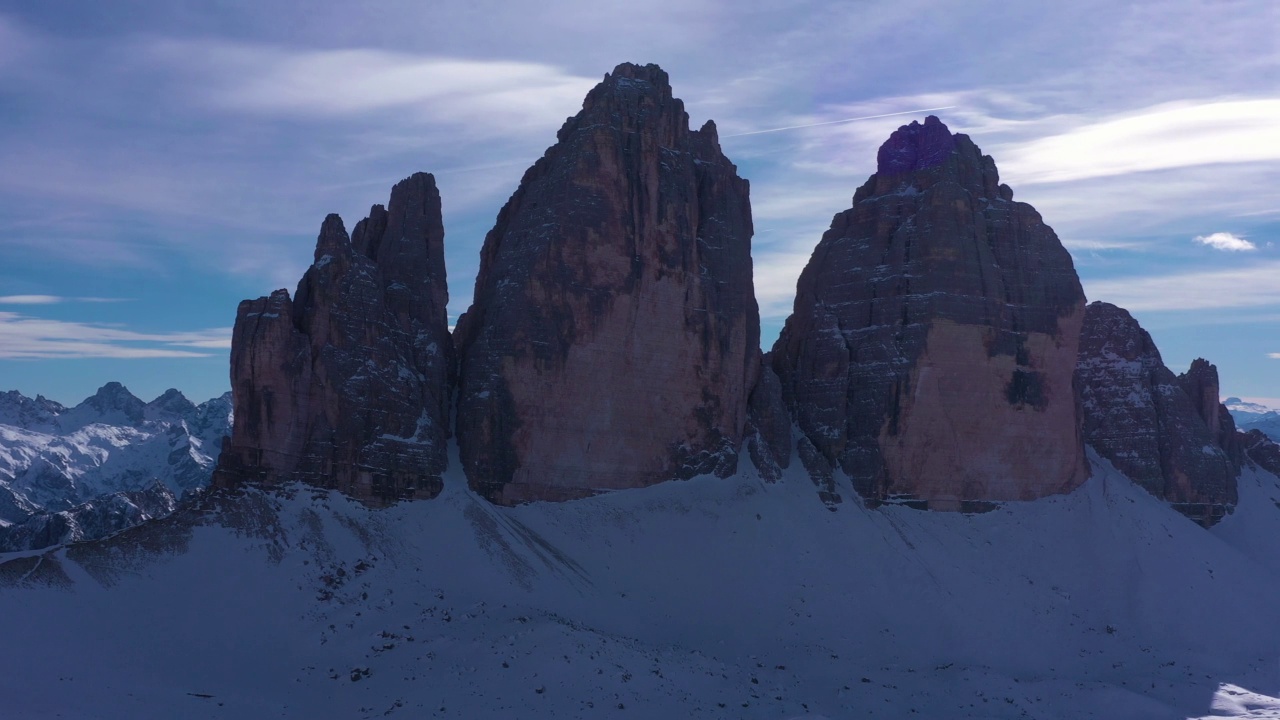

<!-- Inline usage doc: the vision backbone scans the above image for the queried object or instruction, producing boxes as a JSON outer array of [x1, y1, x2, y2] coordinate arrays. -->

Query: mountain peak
[[90, 382, 143, 408], [0, 389, 64, 429], [60, 382, 146, 428], [146, 388, 196, 417], [876, 115, 956, 176], [605, 61, 670, 87], [559, 62, 684, 144]]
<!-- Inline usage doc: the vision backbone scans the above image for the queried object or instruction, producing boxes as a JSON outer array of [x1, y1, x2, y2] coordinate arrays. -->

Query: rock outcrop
[[1243, 429, 1280, 477], [214, 173, 452, 504], [771, 115, 1088, 509], [1177, 358, 1246, 473], [454, 63, 760, 504], [744, 356, 791, 483], [1075, 301, 1237, 525]]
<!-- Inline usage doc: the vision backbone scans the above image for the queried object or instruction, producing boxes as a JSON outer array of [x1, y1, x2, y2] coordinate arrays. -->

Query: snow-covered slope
[[3, 448, 1280, 719], [0, 384, 232, 550]]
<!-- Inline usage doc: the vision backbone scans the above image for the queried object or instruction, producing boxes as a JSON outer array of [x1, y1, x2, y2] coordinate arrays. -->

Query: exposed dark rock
[[771, 115, 1088, 509], [1076, 302, 1236, 526], [744, 357, 791, 482], [214, 173, 453, 505], [1243, 429, 1280, 477], [454, 62, 760, 504]]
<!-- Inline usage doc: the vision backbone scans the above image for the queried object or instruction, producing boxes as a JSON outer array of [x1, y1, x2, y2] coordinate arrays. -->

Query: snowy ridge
[[1226, 398, 1280, 443], [0, 384, 232, 550], [3, 446, 1280, 718]]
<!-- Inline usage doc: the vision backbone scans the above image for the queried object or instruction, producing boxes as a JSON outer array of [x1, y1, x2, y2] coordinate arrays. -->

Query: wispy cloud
[[0, 295, 61, 305], [723, 106, 958, 138], [1194, 232, 1255, 252], [0, 295, 127, 305], [998, 99, 1280, 185], [1061, 239, 1146, 251], [1085, 261, 1280, 312], [152, 41, 597, 134], [0, 312, 231, 359], [1269, 353, 1280, 360]]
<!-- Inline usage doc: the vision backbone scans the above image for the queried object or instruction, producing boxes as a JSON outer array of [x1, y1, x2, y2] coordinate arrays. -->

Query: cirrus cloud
[[149, 40, 598, 135], [998, 98, 1280, 185], [0, 311, 231, 359]]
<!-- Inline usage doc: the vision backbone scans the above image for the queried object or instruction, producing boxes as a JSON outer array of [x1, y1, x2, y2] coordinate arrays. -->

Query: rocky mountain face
[[743, 356, 791, 483], [771, 116, 1088, 509], [1075, 301, 1237, 525], [1243, 430, 1280, 477], [214, 173, 453, 505], [1178, 358, 1246, 472], [0, 384, 230, 550], [454, 63, 761, 504]]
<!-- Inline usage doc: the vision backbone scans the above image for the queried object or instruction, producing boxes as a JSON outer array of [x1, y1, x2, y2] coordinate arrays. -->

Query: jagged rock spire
[[214, 173, 453, 504]]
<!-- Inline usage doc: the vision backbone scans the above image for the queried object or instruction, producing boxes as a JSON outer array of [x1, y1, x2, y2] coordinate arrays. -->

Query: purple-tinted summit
[[875, 115, 957, 176]]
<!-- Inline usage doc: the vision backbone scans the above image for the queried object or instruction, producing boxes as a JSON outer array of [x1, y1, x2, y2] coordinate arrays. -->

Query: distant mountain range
[[1225, 397, 1280, 441], [0, 383, 231, 551]]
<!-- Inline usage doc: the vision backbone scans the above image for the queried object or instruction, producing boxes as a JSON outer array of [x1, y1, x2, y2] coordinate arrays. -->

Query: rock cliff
[[1244, 429, 1280, 477], [744, 356, 791, 483], [214, 173, 452, 504], [771, 116, 1088, 509], [453, 63, 760, 504], [1075, 301, 1237, 525]]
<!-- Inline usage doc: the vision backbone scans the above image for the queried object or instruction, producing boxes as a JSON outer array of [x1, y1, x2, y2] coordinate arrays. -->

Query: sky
[[0, 0, 1277, 407]]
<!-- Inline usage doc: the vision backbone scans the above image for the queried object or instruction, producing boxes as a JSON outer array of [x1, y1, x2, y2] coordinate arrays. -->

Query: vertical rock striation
[[772, 116, 1088, 509], [214, 173, 453, 504], [744, 355, 791, 483], [454, 62, 760, 504], [1075, 301, 1237, 525]]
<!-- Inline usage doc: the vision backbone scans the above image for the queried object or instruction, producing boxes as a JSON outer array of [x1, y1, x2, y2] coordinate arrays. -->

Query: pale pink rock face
[[773, 116, 1089, 507], [878, 314, 1087, 508], [453, 63, 761, 504]]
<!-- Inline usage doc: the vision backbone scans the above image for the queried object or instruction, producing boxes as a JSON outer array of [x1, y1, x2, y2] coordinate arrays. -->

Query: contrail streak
[[723, 106, 958, 138]]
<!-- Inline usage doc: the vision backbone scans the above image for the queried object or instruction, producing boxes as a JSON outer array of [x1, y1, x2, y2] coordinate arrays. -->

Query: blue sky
[[0, 0, 1277, 406]]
